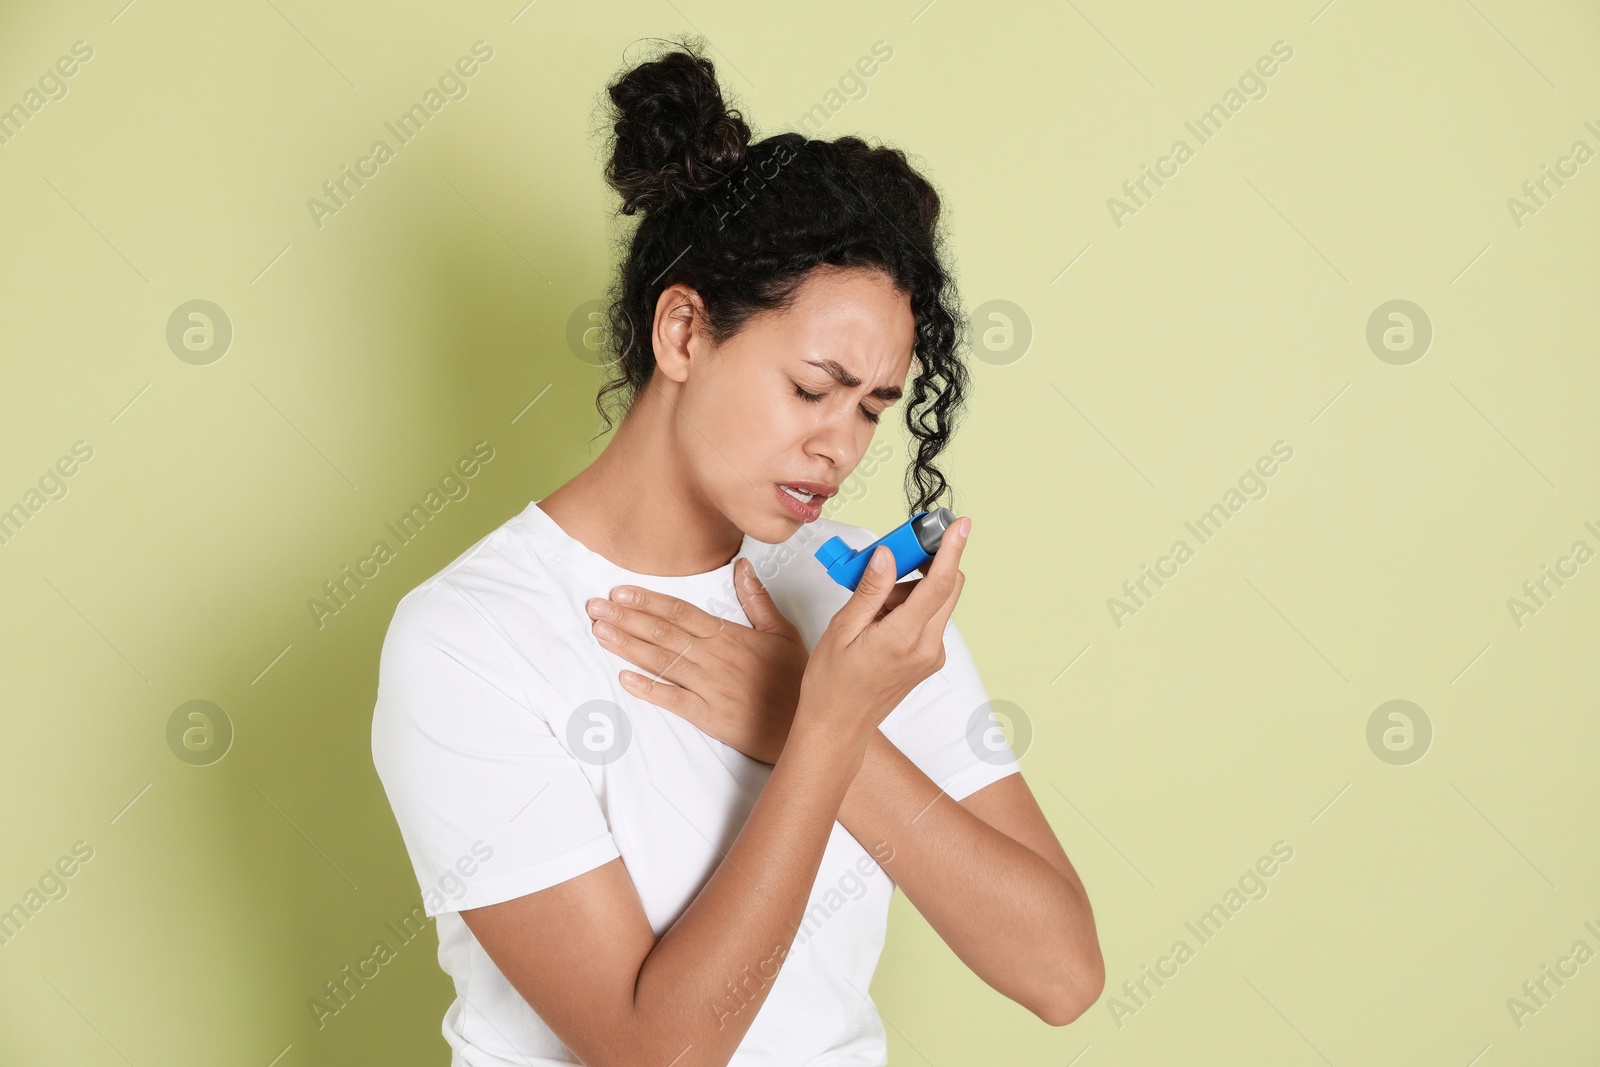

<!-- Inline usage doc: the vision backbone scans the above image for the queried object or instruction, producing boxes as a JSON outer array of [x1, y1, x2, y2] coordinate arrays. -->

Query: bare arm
[[837, 732, 1104, 1025], [460, 718, 866, 1067], [461, 530, 970, 1066]]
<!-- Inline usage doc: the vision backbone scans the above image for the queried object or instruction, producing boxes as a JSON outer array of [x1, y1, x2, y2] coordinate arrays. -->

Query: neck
[[537, 380, 746, 577]]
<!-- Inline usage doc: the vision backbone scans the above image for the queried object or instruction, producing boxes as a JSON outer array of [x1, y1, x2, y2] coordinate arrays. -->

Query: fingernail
[[594, 621, 617, 639], [586, 599, 610, 617], [956, 517, 971, 538], [613, 588, 637, 604], [620, 670, 640, 685]]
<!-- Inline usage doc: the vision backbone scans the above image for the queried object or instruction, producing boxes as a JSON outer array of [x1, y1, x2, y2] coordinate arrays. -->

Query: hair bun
[[604, 44, 751, 216]]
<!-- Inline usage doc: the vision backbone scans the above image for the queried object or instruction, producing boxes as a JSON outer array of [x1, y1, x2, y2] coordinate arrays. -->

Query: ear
[[651, 283, 706, 386]]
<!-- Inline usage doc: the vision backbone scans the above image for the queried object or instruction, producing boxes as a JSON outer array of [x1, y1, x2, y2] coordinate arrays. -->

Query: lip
[[777, 480, 838, 499], [774, 482, 830, 522]]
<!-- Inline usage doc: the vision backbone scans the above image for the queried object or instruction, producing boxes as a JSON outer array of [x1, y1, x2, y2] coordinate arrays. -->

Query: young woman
[[371, 39, 1103, 1067]]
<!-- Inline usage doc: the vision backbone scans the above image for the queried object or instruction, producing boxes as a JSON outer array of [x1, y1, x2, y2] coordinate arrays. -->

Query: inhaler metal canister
[[813, 507, 958, 591]]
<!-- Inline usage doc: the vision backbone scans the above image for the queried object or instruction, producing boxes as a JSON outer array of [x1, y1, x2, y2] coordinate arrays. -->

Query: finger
[[734, 558, 800, 637], [890, 516, 971, 634], [618, 669, 704, 724], [874, 577, 918, 620], [608, 585, 721, 639], [589, 597, 701, 658], [591, 620, 709, 692], [920, 567, 965, 648], [833, 544, 900, 639]]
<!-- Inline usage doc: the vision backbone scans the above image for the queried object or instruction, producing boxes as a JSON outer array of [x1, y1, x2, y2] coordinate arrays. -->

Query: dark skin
[[585, 559, 1106, 1022], [589, 561, 921, 764], [459, 267, 1103, 1066]]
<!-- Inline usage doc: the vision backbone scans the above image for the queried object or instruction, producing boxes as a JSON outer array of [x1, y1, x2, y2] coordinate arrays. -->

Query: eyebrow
[[803, 358, 903, 402]]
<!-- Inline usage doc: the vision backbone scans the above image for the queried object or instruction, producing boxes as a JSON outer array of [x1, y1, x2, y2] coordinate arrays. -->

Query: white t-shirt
[[370, 498, 1020, 1067]]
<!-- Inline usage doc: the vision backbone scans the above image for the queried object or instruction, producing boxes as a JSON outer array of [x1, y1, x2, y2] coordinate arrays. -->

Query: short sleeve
[[878, 617, 1023, 802], [371, 579, 620, 918]]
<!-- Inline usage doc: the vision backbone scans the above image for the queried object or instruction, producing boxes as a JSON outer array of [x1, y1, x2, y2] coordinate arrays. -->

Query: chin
[[743, 513, 802, 545], [730, 493, 803, 544], [722, 482, 823, 545]]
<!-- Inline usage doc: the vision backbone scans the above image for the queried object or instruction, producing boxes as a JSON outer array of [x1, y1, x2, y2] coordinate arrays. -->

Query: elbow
[[1035, 940, 1105, 1028]]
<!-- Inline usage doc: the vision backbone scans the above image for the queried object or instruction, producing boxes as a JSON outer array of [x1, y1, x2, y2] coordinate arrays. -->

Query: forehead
[[760, 267, 915, 374]]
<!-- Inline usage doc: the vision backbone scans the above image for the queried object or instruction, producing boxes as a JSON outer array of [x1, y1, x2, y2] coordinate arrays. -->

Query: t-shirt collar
[[516, 498, 761, 606]]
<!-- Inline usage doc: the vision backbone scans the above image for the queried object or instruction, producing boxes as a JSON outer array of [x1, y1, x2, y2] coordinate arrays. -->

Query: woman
[[371, 38, 1103, 1067]]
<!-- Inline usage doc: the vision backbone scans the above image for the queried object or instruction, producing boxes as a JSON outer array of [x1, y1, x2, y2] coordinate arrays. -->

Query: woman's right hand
[[794, 515, 972, 748]]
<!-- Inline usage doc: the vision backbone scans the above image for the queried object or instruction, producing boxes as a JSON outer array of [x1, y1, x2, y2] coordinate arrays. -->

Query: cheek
[[680, 367, 791, 476], [761, 398, 811, 442]]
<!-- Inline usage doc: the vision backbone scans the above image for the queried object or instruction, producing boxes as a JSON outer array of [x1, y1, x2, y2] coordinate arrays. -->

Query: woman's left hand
[[585, 557, 812, 764]]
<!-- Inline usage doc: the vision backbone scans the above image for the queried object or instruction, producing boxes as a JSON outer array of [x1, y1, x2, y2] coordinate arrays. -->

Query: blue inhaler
[[813, 507, 958, 591]]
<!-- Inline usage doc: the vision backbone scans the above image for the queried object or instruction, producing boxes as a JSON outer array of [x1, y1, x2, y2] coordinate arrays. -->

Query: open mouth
[[778, 484, 820, 504], [774, 482, 825, 520]]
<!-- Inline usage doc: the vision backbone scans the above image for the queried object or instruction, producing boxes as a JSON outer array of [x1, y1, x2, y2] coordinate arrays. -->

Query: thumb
[[735, 558, 796, 635], [835, 545, 899, 635]]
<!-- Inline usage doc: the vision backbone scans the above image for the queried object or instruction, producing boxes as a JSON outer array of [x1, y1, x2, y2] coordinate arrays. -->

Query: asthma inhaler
[[814, 507, 958, 591]]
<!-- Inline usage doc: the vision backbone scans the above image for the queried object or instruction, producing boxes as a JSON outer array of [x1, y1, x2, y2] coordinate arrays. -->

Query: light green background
[[2, 0, 1597, 1064]]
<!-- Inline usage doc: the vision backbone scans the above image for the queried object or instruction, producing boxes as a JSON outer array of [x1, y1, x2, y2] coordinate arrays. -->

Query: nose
[[803, 408, 862, 470]]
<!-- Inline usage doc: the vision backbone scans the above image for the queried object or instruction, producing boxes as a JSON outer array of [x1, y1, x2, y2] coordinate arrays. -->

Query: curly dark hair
[[592, 35, 970, 516]]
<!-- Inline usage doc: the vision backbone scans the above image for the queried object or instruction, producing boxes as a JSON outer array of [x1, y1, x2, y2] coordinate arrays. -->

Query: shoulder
[[371, 510, 567, 765], [383, 503, 554, 645], [375, 503, 570, 709]]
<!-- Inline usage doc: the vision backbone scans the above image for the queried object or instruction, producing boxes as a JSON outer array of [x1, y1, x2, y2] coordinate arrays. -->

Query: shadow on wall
[[206, 169, 605, 1061]]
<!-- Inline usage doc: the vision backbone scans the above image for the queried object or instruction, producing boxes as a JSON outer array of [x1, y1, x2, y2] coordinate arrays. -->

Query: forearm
[[628, 717, 867, 1066], [838, 730, 1101, 1022]]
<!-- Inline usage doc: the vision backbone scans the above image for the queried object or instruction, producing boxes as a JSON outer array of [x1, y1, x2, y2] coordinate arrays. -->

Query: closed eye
[[792, 382, 881, 424]]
